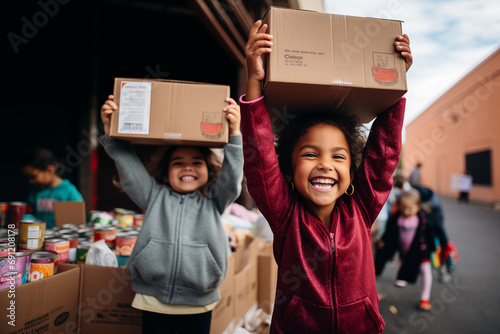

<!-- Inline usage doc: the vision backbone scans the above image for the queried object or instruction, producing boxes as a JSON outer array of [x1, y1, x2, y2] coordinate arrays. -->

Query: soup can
[[0, 203, 8, 228], [0, 252, 31, 290], [76, 241, 91, 264], [115, 232, 137, 256], [61, 233, 79, 263], [133, 214, 144, 227], [114, 208, 134, 226], [30, 250, 58, 281], [94, 225, 116, 247], [0, 242, 13, 256], [8, 202, 27, 228], [44, 238, 70, 269], [18, 219, 46, 250]]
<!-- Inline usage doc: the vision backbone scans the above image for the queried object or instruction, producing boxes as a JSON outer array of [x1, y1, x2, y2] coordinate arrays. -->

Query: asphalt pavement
[[376, 196, 500, 334]]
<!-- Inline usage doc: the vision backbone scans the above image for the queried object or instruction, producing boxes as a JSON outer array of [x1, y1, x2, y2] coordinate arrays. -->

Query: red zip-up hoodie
[[240, 96, 405, 333]]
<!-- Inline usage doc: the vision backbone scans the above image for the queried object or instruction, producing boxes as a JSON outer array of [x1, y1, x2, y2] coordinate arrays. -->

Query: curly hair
[[276, 111, 367, 182]]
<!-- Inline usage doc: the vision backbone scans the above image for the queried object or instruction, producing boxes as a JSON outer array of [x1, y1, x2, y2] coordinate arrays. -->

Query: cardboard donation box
[[262, 7, 407, 123], [210, 254, 235, 334], [78, 265, 142, 334], [0, 263, 81, 334], [53, 201, 86, 227], [233, 238, 258, 322], [257, 240, 278, 314], [110, 78, 230, 147]]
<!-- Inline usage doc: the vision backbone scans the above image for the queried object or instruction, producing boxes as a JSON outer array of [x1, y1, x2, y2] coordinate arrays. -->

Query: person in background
[[21, 147, 83, 228], [458, 171, 473, 203], [376, 189, 437, 311], [409, 162, 422, 187], [100, 95, 243, 334], [240, 20, 412, 333]]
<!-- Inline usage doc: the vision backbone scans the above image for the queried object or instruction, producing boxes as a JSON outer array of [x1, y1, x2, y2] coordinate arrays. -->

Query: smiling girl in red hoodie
[[240, 21, 412, 333]]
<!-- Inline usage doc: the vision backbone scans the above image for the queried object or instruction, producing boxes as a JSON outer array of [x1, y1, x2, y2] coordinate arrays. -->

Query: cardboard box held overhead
[[262, 7, 407, 124], [110, 78, 230, 147]]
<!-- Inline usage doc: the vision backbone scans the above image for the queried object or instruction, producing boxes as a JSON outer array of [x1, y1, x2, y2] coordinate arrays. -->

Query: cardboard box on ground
[[262, 6, 407, 124], [109, 78, 230, 147], [0, 263, 80, 334]]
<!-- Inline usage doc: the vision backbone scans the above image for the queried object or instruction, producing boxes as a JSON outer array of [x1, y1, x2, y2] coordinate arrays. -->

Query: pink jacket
[[240, 96, 405, 333]]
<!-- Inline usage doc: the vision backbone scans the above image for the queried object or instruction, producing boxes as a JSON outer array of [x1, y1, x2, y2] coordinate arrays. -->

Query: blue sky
[[323, 0, 500, 128]]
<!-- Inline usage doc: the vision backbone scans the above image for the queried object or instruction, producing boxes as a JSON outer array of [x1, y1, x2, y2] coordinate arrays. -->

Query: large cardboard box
[[78, 265, 142, 334], [53, 201, 86, 227], [210, 254, 235, 334], [0, 263, 81, 334], [262, 7, 407, 124], [233, 238, 258, 322], [257, 240, 278, 315], [110, 78, 230, 147]]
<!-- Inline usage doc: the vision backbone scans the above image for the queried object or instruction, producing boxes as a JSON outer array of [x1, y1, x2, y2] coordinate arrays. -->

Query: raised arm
[[100, 95, 157, 209]]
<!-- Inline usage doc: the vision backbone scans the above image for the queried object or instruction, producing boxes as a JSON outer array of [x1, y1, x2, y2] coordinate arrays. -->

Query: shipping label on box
[[0, 263, 81, 334], [78, 265, 142, 334], [110, 78, 230, 147], [262, 6, 407, 124]]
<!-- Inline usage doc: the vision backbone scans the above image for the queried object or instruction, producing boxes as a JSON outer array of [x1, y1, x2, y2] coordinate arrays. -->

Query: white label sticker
[[118, 81, 152, 134], [27, 226, 39, 238]]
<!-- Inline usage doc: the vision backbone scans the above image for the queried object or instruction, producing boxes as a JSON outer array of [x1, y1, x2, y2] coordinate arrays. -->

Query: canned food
[[94, 225, 116, 247], [44, 238, 70, 269], [0, 252, 31, 290], [45, 229, 57, 239], [133, 214, 144, 227], [76, 241, 91, 264], [61, 233, 79, 263], [77, 227, 93, 238], [30, 250, 58, 281], [0, 203, 8, 228], [85, 231, 94, 242], [0, 242, 13, 256], [61, 223, 79, 230], [8, 202, 27, 228], [18, 219, 46, 250], [115, 232, 137, 256], [114, 208, 135, 226]]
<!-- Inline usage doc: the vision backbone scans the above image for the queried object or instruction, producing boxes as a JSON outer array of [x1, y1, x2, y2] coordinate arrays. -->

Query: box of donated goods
[[110, 78, 230, 147], [262, 6, 407, 124]]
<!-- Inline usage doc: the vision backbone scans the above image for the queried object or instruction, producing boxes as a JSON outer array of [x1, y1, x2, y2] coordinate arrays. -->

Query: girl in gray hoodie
[[100, 95, 243, 334]]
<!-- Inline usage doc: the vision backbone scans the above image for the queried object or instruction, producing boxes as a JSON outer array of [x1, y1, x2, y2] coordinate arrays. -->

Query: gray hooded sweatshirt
[[99, 134, 243, 306]]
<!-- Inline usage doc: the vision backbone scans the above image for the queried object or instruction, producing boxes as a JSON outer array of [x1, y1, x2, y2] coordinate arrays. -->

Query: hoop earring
[[291, 182, 295, 191], [345, 184, 354, 196]]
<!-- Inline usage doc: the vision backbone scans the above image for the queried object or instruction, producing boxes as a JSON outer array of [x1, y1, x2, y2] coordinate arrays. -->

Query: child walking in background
[[21, 147, 83, 228], [376, 190, 437, 311], [100, 95, 243, 334], [240, 21, 412, 333]]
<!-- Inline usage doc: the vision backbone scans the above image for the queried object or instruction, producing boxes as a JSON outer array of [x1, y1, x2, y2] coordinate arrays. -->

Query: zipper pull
[[330, 232, 335, 252], [180, 194, 186, 204]]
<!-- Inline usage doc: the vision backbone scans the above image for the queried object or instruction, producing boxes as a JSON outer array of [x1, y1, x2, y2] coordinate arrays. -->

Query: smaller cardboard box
[[110, 78, 230, 147], [234, 238, 258, 321], [257, 240, 278, 314], [78, 265, 142, 334], [262, 7, 407, 124], [210, 253, 235, 334], [0, 263, 81, 334], [53, 201, 86, 227]]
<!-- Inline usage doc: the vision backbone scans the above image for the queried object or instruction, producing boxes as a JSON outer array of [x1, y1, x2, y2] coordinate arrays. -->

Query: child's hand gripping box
[[262, 6, 407, 124], [110, 78, 230, 147]]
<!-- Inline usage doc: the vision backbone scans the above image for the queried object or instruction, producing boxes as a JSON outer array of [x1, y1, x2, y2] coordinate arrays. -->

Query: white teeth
[[181, 176, 196, 181], [311, 178, 334, 185]]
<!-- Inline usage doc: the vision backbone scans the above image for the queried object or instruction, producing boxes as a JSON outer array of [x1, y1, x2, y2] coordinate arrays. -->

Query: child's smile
[[291, 124, 352, 216], [165, 147, 209, 194]]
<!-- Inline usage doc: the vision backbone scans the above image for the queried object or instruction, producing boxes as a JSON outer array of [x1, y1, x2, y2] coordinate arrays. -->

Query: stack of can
[[0, 207, 142, 290]]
